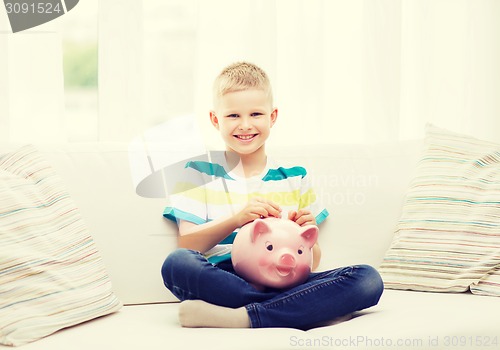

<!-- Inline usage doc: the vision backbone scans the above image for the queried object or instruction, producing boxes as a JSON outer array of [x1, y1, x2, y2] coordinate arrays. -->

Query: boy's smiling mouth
[[234, 134, 258, 141]]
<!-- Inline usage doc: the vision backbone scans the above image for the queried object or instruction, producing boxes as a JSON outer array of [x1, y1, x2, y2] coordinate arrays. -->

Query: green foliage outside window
[[63, 42, 98, 88]]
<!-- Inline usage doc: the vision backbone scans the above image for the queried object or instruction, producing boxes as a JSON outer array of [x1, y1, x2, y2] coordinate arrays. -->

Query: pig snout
[[279, 253, 296, 267]]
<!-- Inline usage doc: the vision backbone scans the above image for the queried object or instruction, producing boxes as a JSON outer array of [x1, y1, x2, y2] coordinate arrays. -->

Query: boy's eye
[[251, 112, 263, 117], [226, 114, 239, 118]]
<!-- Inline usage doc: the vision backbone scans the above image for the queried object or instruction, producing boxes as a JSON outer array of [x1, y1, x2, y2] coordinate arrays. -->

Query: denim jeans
[[161, 248, 384, 329]]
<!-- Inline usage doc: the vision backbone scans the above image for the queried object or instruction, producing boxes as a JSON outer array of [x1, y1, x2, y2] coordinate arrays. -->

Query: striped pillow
[[0, 145, 122, 346], [471, 266, 500, 297], [379, 125, 500, 296]]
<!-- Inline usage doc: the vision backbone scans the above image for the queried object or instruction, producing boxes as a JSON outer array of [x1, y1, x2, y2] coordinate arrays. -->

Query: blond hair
[[212, 62, 273, 109]]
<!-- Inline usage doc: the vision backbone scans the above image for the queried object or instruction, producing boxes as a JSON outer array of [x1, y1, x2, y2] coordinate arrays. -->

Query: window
[[62, 0, 98, 141]]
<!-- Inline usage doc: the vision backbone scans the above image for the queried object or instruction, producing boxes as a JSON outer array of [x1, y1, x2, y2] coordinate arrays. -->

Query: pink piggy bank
[[231, 217, 319, 289]]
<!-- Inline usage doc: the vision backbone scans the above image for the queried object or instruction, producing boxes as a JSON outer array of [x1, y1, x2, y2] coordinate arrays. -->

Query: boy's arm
[[177, 216, 239, 254], [177, 197, 282, 254], [312, 243, 321, 271]]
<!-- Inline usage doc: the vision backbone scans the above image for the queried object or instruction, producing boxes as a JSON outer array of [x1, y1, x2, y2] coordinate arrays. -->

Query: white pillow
[[0, 145, 122, 346], [379, 125, 500, 296]]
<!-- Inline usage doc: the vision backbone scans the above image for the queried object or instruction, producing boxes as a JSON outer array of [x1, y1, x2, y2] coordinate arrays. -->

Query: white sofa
[[2, 140, 499, 350]]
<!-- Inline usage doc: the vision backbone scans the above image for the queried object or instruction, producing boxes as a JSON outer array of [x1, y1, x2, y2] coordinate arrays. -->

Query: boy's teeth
[[237, 135, 254, 140]]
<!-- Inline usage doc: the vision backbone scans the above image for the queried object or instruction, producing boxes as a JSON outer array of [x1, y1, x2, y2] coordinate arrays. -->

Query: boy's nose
[[238, 117, 252, 130]]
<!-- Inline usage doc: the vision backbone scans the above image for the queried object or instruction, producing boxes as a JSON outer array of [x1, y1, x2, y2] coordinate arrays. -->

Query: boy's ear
[[209, 111, 220, 130], [270, 108, 278, 127]]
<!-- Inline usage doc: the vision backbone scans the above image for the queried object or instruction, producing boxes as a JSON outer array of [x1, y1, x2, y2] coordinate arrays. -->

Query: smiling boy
[[210, 87, 276, 178], [161, 62, 383, 329]]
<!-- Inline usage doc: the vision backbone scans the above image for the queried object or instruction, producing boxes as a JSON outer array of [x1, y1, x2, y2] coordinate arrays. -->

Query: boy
[[161, 62, 383, 329]]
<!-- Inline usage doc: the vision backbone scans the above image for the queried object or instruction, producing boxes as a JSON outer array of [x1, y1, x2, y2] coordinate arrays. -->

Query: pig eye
[[298, 246, 304, 255], [265, 242, 273, 251]]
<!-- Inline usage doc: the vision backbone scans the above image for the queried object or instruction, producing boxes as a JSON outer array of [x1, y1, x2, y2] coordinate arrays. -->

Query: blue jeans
[[161, 248, 383, 329]]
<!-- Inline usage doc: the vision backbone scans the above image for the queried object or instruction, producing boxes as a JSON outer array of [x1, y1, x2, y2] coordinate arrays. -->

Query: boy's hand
[[288, 209, 316, 226], [236, 197, 282, 227]]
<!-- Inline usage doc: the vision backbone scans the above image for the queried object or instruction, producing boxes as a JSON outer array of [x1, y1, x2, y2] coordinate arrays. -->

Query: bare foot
[[178, 300, 251, 328]]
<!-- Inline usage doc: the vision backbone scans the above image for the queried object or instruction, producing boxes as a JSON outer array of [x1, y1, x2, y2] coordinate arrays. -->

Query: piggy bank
[[231, 217, 318, 289]]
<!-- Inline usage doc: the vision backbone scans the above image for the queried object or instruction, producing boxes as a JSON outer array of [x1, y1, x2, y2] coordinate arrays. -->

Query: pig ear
[[251, 219, 271, 243], [300, 225, 319, 247]]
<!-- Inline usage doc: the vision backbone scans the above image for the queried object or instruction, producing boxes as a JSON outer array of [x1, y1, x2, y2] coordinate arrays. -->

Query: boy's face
[[210, 89, 277, 158]]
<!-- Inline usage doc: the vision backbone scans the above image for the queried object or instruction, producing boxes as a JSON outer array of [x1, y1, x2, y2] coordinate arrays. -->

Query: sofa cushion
[[0, 145, 122, 346], [7, 290, 500, 350], [379, 125, 500, 296]]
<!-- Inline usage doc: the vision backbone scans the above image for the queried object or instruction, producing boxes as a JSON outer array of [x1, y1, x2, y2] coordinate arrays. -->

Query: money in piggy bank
[[231, 217, 319, 289]]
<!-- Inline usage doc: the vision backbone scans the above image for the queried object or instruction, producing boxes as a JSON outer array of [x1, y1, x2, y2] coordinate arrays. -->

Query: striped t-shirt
[[163, 151, 329, 263]]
